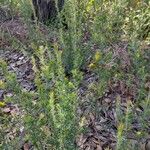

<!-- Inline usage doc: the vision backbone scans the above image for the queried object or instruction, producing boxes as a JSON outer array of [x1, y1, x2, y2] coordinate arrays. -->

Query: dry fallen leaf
[[76, 134, 88, 148], [23, 143, 29, 150], [145, 140, 150, 150], [96, 145, 102, 150], [2, 107, 11, 113]]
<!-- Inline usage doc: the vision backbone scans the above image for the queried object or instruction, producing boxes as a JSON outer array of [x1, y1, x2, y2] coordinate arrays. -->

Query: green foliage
[[22, 43, 82, 149], [91, 1, 127, 45], [60, 0, 84, 73], [123, 2, 150, 43], [0, 0, 149, 149]]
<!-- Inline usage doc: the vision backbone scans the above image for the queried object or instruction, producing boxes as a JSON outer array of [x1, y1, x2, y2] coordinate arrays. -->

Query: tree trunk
[[32, 0, 64, 23]]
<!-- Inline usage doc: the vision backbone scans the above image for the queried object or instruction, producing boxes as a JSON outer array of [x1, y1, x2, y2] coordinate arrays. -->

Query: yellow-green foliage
[[0, 0, 149, 149]]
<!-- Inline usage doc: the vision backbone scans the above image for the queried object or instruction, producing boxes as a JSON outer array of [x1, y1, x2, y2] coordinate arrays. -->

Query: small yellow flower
[[86, 0, 94, 12], [94, 51, 101, 62], [88, 63, 96, 69], [136, 131, 141, 136], [0, 102, 6, 107]]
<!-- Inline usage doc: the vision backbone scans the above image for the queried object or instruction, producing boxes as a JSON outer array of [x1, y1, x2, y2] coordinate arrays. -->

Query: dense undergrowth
[[0, 0, 150, 149]]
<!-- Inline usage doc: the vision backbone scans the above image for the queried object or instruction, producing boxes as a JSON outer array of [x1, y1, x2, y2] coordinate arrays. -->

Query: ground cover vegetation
[[0, 0, 150, 149]]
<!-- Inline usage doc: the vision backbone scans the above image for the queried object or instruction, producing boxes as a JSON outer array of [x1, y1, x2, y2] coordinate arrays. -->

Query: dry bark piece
[[2, 107, 11, 113], [96, 145, 102, 150], [23, 143, 30, 150], [32, 0, 64, 23], [104, 98, 112, 103], [145, 140, 150, 150]]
